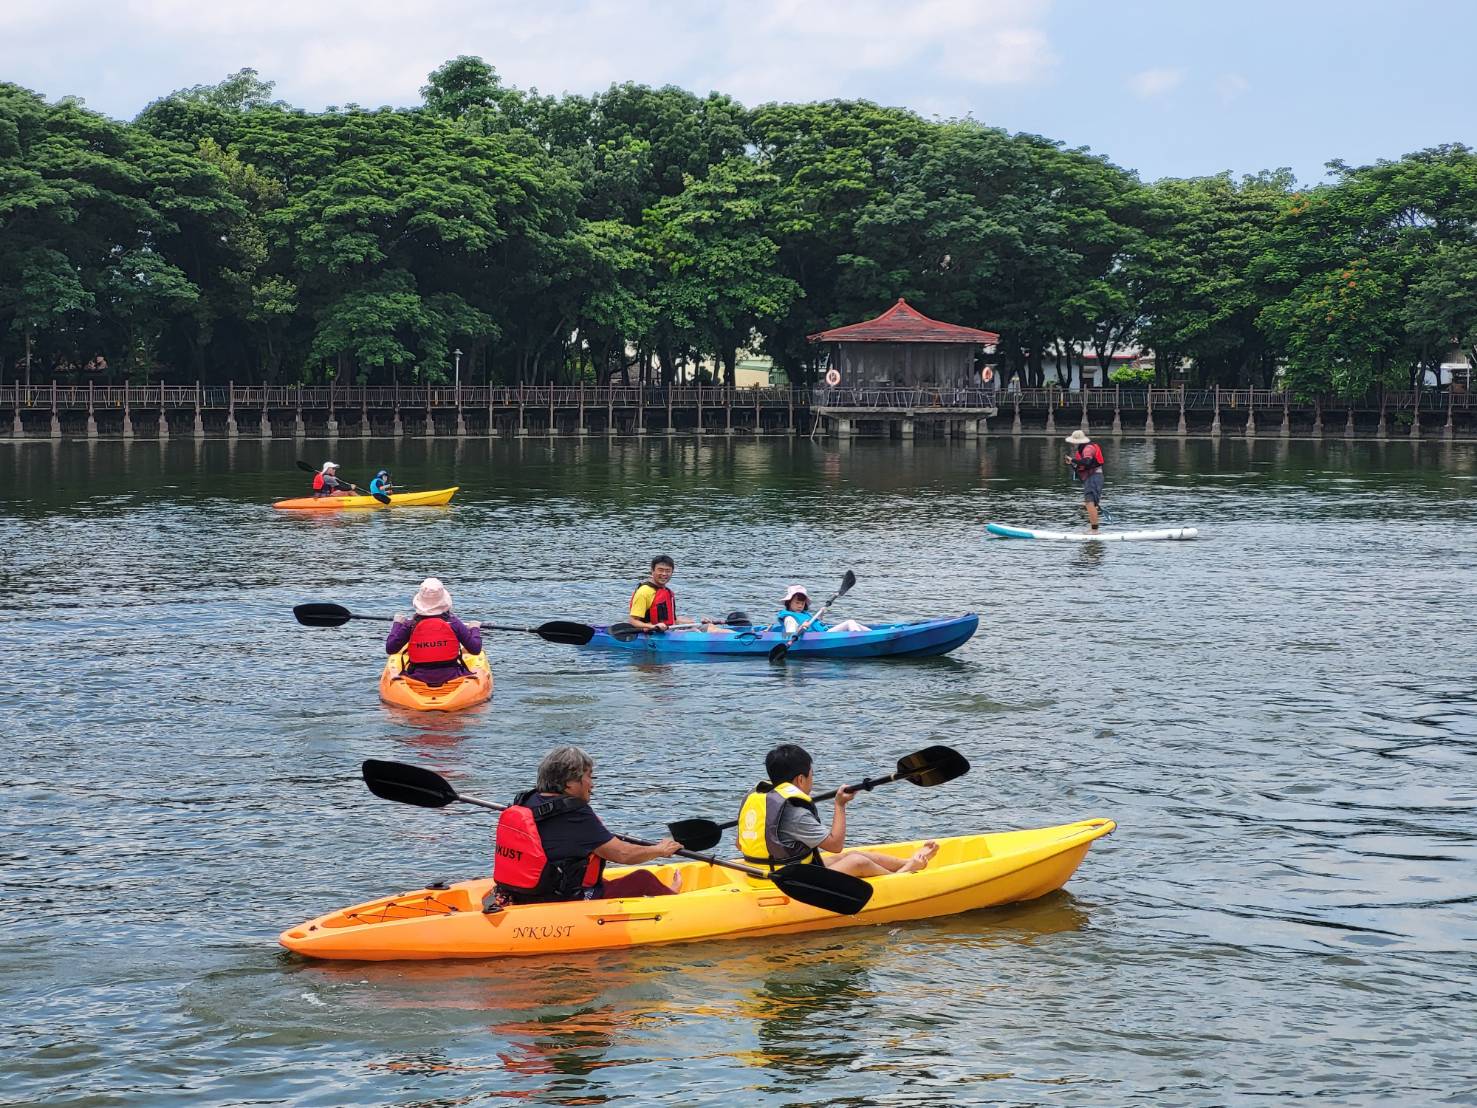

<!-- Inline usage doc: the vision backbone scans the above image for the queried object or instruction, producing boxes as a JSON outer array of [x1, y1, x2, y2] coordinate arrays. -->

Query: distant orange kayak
[[272, 487, 458, 510], [379, 650, 492, 712]]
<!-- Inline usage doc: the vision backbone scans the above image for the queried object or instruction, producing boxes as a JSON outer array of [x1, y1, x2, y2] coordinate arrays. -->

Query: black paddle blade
[[537, 620, 595, 646], [667, 818, 723, 852], [836, 570, 857, 598], [295, 460, 317, 473], [771, 863, 874, 915], [607, 622, 644, 642], [767, 641, 790, 663], [372, 492, 391, 505], [293, 602, 353, 628], [896, 745, 971, 787], [362, 759, 459, 809]]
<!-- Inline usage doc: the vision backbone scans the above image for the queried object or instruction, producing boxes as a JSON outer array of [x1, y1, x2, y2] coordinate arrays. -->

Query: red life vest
[[493, 790, 603, 902], [631, 579, 676, 625], [406, 616, 460, 664], [312, 472, 325, 491], [1072, 442, 1105, 478]]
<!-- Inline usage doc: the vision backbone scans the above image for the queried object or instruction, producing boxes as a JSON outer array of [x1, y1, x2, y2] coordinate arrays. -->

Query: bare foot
[[898, 841, 940, 873], [669, 870, 683, 894]]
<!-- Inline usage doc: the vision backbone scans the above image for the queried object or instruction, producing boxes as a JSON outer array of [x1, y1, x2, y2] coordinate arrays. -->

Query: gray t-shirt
[[775, 801, 827, 855]]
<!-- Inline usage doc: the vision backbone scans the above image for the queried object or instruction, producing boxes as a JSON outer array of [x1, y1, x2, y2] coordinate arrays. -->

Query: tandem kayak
[[279, 818, 1115, 961], [379, 651, 492, 712], [583, 614, 979, 659], [986, 522, 1198, 542], [272, 487, 459, 511]]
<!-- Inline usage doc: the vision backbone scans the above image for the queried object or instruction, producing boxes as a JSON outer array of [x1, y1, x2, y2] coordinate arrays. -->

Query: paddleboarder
[[1064, 430, 1106, 531]]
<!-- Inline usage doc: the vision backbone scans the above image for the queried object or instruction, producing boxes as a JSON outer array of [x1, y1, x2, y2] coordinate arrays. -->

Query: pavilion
[[808, 298, 1000, 438]]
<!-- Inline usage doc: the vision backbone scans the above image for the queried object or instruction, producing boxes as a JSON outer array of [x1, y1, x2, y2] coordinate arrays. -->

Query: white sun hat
[[781, 584, 810, 604], [412, 577, 452, 616], [1064, 430, 1090, 444], [321, 460, 339, 471]]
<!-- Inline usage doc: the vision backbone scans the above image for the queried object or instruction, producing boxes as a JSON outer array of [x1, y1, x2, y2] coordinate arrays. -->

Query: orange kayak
[[280, 819, 1115, 960], [378, 651, 492, 712], [273, 488, 458, 511]]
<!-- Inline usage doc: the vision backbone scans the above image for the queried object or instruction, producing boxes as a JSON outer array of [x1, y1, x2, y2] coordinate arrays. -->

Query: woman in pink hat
[[385, 578, 484, 686], [770, 585, 869, 635]]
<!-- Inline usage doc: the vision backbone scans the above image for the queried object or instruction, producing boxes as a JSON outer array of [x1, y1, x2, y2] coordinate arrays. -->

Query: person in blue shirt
[[368, 469, 394, 497], [770, 584, 869, 634]]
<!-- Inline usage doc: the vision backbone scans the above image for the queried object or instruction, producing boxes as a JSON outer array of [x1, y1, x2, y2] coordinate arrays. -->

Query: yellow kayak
[[378, 651, 492, 712], [272, 487, 458, 510], [279, 818, 1115, 961]]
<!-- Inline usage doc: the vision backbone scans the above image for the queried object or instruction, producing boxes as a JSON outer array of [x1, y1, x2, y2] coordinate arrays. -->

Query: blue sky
[[1, 0, 1470, 184]]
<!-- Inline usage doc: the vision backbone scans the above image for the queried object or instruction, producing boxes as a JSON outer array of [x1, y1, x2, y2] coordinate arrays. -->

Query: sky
[[1, 0, 1472, 184]]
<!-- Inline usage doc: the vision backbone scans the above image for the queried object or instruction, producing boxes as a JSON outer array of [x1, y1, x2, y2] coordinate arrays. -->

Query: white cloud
[[1128, 67, 1185, 100], [0, 0, 1055, 118], [1217, 72, 1249, 103]]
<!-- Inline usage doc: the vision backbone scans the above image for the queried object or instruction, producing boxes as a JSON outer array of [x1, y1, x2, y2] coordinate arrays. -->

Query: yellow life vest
[[736, 780, 822, 868]]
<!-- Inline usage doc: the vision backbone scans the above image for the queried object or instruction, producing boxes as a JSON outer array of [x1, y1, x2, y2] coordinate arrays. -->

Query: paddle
[[361, 759, 873, 916], [294, 459, 390, 504], [607, 610, 753, 642], [292, 602, 596, 646], [666, 744, 971, 852], [769, 571, 856, 663]]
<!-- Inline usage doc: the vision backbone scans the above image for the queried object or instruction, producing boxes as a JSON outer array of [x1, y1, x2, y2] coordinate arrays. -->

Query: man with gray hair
[[491, 745, 684, 906]]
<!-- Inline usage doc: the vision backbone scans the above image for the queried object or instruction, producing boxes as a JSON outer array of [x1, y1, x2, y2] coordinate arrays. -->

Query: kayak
[[986, 522, 1198, 542], [279, 818, 1115, 961], [379, 651, 492, 712], [583, 614, 978, 659], [272, 487, 459, 511]]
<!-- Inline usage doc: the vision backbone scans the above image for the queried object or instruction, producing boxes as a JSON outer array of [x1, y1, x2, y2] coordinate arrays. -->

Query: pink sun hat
[[412, 577, 452, 616]]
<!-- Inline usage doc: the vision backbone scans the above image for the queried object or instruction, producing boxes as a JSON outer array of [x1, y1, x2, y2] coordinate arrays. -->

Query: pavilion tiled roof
[[808, 298, 1000, 345]]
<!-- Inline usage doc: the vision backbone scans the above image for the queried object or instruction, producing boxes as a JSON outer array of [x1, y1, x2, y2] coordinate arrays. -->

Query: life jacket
[[312, 472, 326, 492], [737, 781, 823, 869], [369, 474, 390, 495], [772, 609, 828, 634], [492, 789, 604, 902], [631, 578, 677, 625], [1071, 442, 1105, 479], [406, 615, 461, 665]]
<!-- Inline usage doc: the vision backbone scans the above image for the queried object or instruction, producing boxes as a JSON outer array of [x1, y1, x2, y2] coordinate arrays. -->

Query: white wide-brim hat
[[781, 584, 809, 604], [1064, 430, 1090, 444], [412, 577, 452, 616], [321, 461, 339, 472]]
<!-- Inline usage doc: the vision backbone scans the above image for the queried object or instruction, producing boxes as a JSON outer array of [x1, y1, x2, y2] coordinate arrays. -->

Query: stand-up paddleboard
[[986, 522, 1198, 542]]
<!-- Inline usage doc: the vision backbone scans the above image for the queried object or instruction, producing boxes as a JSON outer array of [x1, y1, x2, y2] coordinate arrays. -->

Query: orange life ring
[[981, 366, 994, 383], [824, 368, 841, 387]]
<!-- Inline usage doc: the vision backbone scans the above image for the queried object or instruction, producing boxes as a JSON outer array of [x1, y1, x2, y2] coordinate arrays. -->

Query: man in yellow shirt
[[627, 555, 679, 632]]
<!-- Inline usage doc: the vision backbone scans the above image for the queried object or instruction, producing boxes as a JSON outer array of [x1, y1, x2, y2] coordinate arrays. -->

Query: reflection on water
[[1, 436, 1475, 1104]]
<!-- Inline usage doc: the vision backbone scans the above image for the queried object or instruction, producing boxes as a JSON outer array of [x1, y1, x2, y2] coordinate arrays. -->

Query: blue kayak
[[584, 614, 979, 659]]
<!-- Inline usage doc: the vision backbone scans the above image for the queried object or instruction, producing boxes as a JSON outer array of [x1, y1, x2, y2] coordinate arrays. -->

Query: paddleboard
[[986, 522, 1198, 542]]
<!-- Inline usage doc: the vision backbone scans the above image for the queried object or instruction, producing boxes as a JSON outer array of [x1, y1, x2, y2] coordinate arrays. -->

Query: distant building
[[808, 298, 999, 387]]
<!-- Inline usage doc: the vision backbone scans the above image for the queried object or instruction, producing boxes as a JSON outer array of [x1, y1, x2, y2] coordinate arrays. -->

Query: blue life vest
[[369, 473, 391, 496], [771, 609, 828, 633]]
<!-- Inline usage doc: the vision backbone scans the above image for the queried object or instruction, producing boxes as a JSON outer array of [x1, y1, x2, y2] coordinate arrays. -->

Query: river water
[[2, 435, 1474, 1106]]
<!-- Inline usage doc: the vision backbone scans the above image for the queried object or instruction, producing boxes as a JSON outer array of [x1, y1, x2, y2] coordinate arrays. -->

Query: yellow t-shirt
[[630, 583, 657, 619]]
